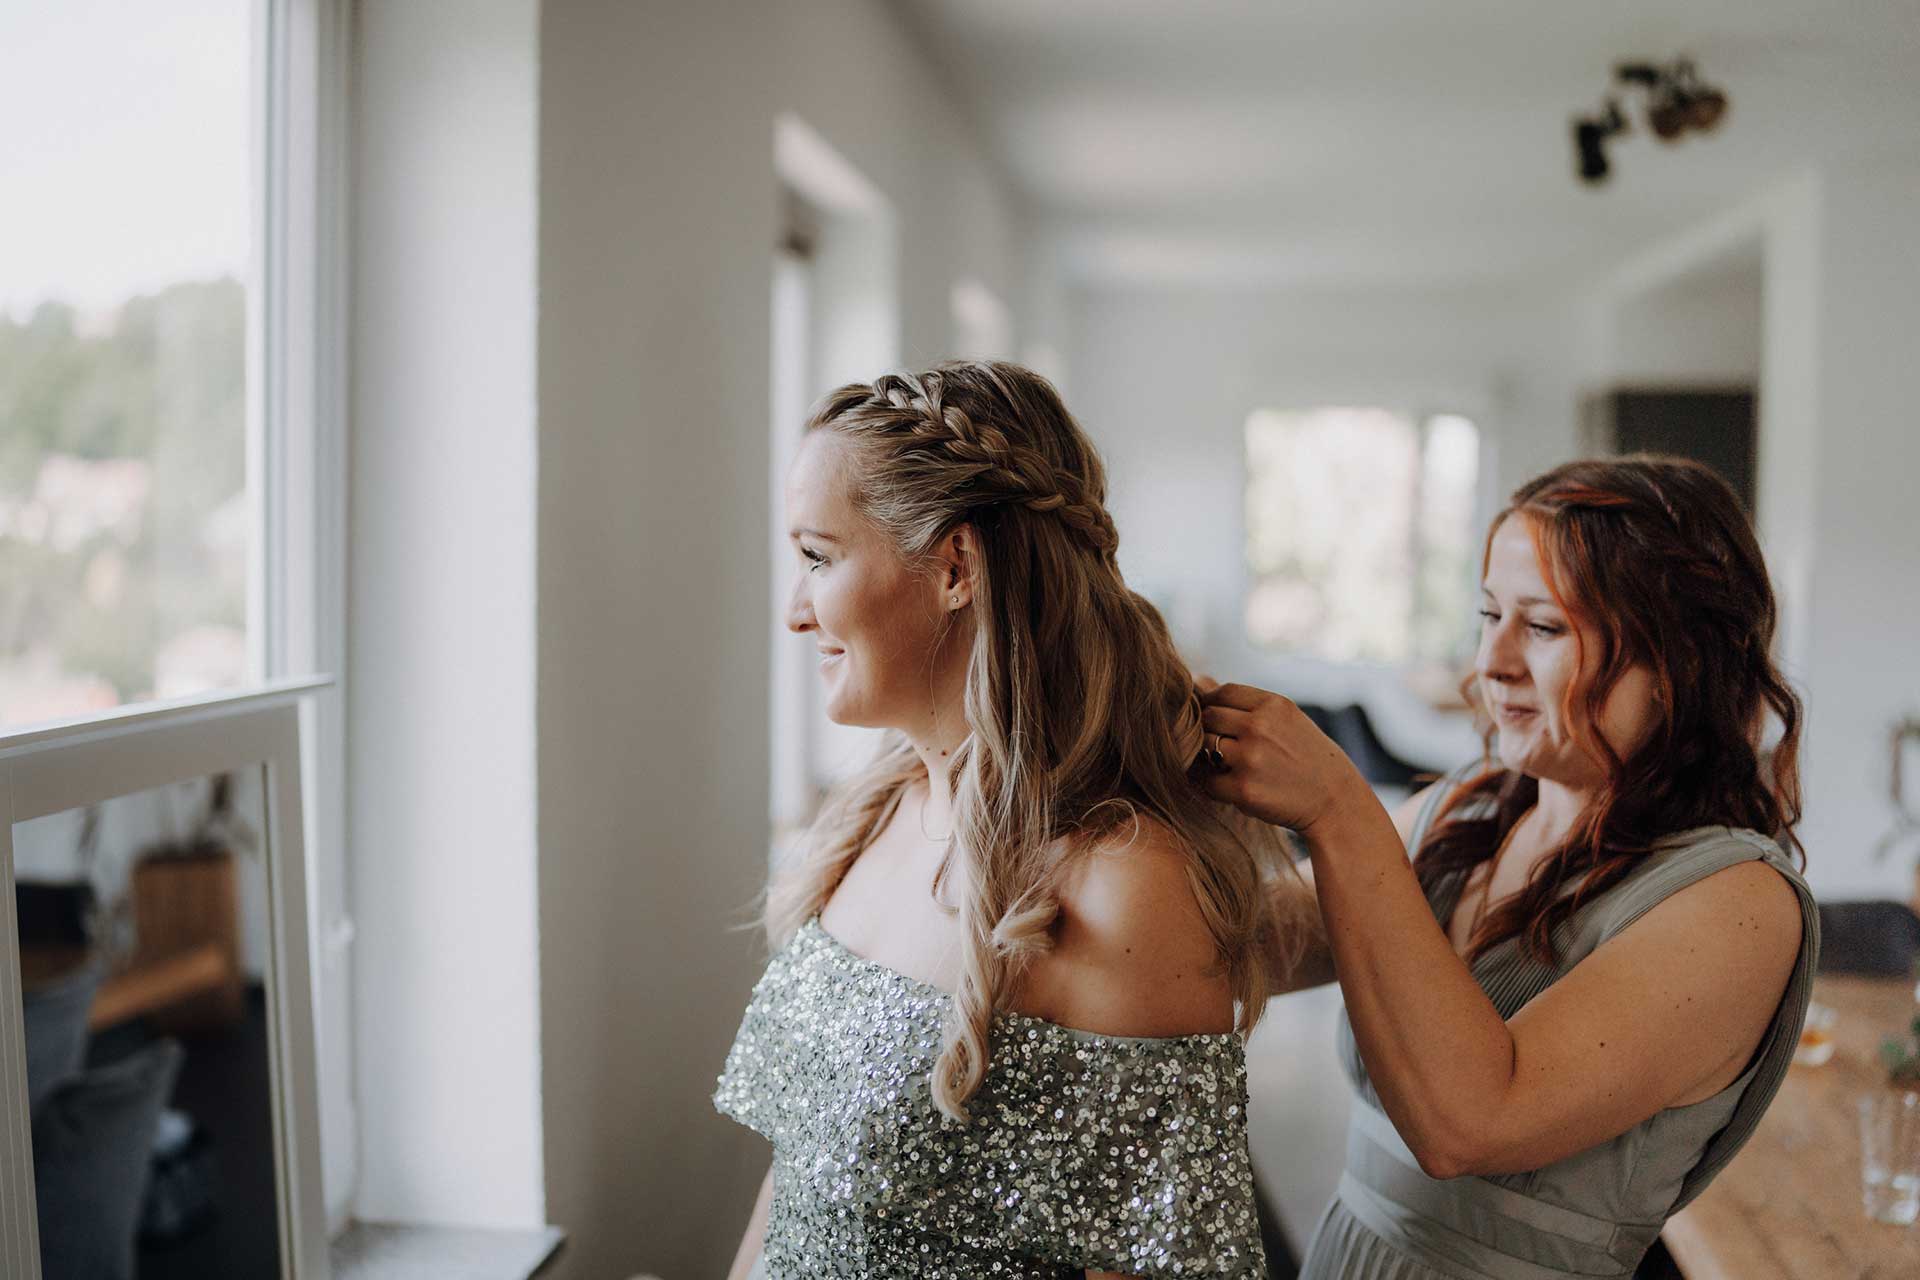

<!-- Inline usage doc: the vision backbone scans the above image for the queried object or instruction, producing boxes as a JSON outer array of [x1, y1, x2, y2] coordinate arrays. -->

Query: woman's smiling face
[[1475, 515, 1657, 790], [783, 430, 969, 732]]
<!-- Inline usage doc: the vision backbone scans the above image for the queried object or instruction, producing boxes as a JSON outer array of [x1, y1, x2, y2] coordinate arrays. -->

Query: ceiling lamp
[[1572, 57, 1730, 186]]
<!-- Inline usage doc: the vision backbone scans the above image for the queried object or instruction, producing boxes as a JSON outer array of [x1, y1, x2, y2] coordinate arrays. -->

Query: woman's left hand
[[1197, 682, 1372, 834]]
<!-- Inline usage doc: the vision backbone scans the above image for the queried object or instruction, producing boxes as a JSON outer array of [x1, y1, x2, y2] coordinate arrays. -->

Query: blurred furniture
[[25, 960, 184, 1280], [22, 959, 99, 1115], [1816, 900, 1920, 977], [91, 942, 234, 1030], [1661, 974, 1917, 1278], [125, 850, 246, 1028], [1299, 702, 1423, 788], [32, 1040, 183, 1280], [1329, 704, 1421, 788], [17, 860, 243, 1035]]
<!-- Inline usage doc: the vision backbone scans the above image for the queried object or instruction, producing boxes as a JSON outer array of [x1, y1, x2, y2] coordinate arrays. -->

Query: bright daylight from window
[[1245, 407, 1480, 666], [0, 1, 253, 727]]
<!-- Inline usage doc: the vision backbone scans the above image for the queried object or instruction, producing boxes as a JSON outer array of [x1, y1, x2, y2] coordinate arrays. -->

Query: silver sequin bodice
[[715, 919, 1268, 1278]]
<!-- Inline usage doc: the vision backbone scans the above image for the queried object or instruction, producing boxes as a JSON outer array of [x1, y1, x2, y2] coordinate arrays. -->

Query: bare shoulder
[[1542, 852, 1805, 1039], [1058, 815, 1209, 940], [1530, 850, 1807, 1105], [1014, 814, 1235, 1038], [1631, 854, 1804, 969]]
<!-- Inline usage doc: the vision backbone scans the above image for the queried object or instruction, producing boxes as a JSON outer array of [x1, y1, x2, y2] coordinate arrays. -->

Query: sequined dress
[[714, 919, 1268, 1278], [1298, 779, 1819, 1280]]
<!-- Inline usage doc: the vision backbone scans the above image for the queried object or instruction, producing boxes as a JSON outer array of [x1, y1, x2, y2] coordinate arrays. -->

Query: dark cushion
[[1326, 703, 1421, 788], [15, 883, 93, 949], [22, 963, 100, 1115], [1816, 900, 1920, 977], [32, 1039, 183, 1280]]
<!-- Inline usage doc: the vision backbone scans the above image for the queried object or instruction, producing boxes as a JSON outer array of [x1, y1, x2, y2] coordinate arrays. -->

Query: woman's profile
[[1202, 456, 1817, 1279], [714, 361, 1303, 1279]]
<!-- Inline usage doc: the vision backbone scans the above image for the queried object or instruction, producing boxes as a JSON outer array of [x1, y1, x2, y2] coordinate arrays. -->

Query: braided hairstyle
[[1417, 454, 1805, 964], [764, 360, 1303, 1119]]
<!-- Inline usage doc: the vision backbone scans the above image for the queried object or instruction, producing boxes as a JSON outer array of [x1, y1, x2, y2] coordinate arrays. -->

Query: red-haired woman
[[1203, 456, 1817, 1280]]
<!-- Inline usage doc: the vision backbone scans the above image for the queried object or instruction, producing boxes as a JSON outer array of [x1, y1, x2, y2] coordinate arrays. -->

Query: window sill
[[330, 1222, 564, 1280]]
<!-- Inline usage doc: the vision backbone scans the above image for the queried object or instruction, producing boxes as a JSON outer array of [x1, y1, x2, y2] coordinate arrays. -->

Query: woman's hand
[[1197, 682, 1372, 834]]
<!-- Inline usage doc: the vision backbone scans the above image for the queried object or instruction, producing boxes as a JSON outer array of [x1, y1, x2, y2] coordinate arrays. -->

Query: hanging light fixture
[[1572, 56, 1730, 186], [1572, 100, 1627, 184]]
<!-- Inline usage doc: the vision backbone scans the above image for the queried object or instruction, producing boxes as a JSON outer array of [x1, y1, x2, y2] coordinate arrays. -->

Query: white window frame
[[254, 0, 356, 1232], [0, 0, 357, 1248], [0, 681, 333, 1279]]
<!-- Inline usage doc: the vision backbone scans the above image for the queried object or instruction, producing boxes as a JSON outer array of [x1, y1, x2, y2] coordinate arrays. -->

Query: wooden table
[[1663, 975, 1920, 1279]]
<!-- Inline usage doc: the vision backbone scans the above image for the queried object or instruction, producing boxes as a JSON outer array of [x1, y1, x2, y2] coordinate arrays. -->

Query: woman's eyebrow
[[1481, 588, 1558, 609], [790, 527, 843, 543]]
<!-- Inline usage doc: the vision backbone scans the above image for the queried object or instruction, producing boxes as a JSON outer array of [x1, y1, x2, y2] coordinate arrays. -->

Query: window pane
[[1245, 407, 1479, 665], [1412, 414, 1481, 663], [0, 1, 254, 726], [1246, 407, 1418, 663]]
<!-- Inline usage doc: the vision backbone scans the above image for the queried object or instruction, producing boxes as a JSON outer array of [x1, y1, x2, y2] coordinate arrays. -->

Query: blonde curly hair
[[765, 360, 1305, 1119]]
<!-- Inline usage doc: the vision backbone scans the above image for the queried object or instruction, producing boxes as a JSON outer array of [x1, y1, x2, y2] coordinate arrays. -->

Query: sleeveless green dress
[[1300, 780, 1819, 1280], [714, 919, 1268, 1277]]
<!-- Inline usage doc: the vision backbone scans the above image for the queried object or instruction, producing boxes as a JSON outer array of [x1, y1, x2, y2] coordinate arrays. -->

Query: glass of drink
[[1858, 1090, 1920, 1226], [1793, 1001, 1836, 1067]]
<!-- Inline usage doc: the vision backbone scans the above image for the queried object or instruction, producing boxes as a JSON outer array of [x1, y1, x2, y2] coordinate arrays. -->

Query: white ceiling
[[895, 0, 1920, 288]]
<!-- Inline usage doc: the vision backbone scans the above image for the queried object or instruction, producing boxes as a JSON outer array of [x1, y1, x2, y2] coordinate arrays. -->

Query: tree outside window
[[0, 2, 252, 726], [1245, 407, 1480, 666]]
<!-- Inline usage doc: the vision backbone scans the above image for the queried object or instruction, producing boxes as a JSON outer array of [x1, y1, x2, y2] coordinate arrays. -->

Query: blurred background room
[[3, 2, 1917, 1278]]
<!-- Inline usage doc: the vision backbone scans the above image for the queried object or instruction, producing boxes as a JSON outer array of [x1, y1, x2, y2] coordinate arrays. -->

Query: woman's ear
[[935, 524, 978, 611]]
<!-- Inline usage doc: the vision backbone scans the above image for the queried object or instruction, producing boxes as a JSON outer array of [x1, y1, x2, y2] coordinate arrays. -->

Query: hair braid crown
[[870, 370, 1119, 557]]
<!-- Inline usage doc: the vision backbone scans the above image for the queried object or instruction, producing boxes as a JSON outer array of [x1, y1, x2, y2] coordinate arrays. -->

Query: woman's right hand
[[1197, 682, 1374, 835]]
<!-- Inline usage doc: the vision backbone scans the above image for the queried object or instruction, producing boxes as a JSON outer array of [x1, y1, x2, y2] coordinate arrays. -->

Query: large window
[[1245, 407, 1480, 665], [0, 1, 254, 726], [3, 0, 355, 1240]]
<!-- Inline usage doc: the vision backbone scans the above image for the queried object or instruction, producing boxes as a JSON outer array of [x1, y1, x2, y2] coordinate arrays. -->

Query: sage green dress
[[714, 919, 1267, 1278], [1300, 779, 1819, 1280]]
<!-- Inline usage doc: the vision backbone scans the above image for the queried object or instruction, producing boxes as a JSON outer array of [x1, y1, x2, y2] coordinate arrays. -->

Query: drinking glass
[[1858, 1090, 1920, 1226]]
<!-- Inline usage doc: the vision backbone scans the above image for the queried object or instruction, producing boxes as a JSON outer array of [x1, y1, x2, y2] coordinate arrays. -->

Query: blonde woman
[[714, 362, 1302, 1279]]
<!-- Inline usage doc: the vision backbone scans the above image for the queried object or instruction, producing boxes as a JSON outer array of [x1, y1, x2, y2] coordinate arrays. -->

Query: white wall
[[1792, 164, 1920, 898], [1605, 266, 1762, 387], [763, 1, 1022, 365], [1600, 165, 1920, 900], [535, 3, 1029, 1277], [349, 0, 544, 1231], [1068, 283, 1586, 767]]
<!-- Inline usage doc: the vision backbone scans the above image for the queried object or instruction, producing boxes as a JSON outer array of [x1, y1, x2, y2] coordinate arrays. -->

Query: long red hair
[[1417, 455, 1804, 964]]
